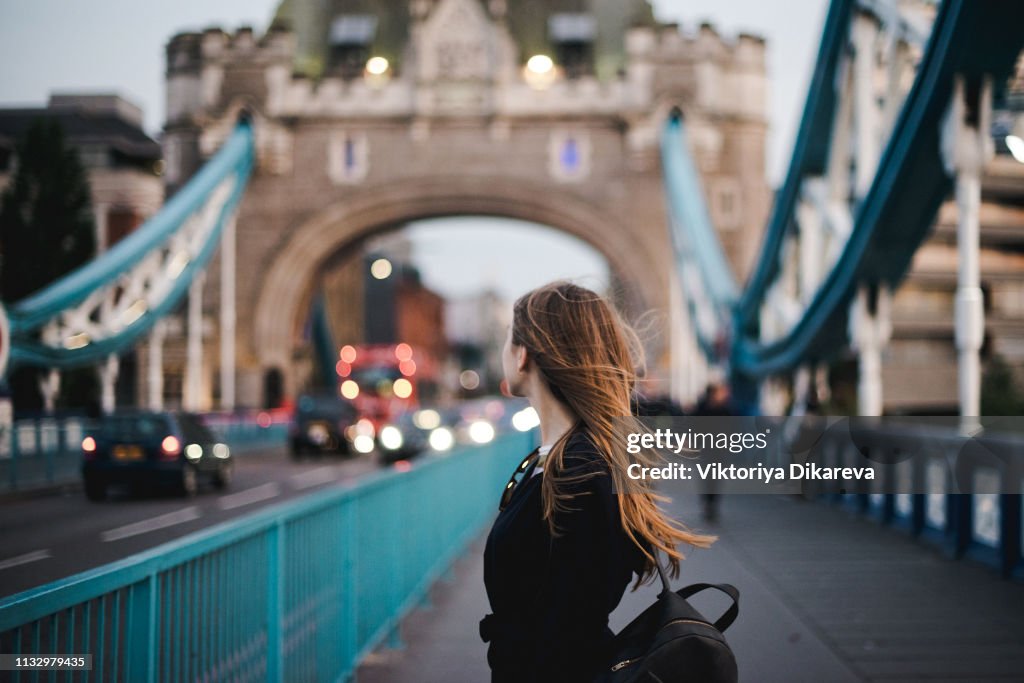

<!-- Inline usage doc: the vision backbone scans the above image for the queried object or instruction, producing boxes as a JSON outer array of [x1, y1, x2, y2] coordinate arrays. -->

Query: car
[[81, 411, 233, 500], [290, 394, 361, 459]]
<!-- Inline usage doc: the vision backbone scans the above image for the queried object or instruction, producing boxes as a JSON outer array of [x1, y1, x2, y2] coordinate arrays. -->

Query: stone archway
[[250, 175, 674, 398]]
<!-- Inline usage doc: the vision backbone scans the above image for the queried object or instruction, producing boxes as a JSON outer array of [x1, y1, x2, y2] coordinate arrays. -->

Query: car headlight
[[185, 443, 203, 461], [380, 425, 404, 451], [353, 434, 375, 454], [213, 443, 230, 459], [468, 420, 495, 444], [429, 427, 454, 452], [307, 423, 329, 445]]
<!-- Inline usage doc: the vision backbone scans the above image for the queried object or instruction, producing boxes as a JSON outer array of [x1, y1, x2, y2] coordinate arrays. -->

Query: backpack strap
[[676, 583, 740, 632]]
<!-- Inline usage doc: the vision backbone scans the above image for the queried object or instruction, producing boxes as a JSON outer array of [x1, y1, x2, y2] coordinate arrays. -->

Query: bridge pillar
[[184, 272, 205, 412], [147, 320, 165, 411], [850, 285, 891, 417], [220, 214, 237, 411], [38, 369, 59, 414], [99, 354, 119, 414], [941, 76, 993, 429]]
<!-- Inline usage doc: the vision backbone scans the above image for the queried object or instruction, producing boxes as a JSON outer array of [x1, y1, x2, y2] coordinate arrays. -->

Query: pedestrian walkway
[[356, 492, 1024, 683]]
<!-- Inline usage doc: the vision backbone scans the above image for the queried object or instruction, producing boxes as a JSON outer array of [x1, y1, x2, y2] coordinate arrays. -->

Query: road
[[0, 447, 382, 598]]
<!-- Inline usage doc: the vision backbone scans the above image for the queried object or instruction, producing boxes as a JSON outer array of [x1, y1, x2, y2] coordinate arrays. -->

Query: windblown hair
[[512, 281, 715, 588]]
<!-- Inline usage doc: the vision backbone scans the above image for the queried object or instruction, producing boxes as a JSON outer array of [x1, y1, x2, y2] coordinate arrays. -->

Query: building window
[[549, 130, 591, 182], [328, 132, 369, 184]]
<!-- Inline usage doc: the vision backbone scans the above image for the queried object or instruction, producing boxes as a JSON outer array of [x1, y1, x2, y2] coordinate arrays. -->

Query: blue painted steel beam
[[733, 0, 1024, 378], [6, 121, 254, 370]]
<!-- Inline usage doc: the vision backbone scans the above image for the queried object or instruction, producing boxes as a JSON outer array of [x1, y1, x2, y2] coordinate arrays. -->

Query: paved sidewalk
[[356, 493, 1024, 683]]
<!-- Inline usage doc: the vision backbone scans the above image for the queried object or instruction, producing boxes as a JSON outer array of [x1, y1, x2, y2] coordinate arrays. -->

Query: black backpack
[[596, 556, 739, 683]]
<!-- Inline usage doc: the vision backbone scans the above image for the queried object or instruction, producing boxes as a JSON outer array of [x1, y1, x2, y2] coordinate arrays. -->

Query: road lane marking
[[218, 483, 280, 510], [290, 466, 339, 490], [101, 507, 201, 542], [0, 549, 52, 571]]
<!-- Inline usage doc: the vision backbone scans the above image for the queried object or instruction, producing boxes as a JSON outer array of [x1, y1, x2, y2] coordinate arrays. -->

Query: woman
[[481, 281, 716, 682]]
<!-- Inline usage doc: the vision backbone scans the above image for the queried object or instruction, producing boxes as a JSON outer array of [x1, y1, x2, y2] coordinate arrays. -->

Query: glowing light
[[459, 370, 480, 391], [366, 56, 390, 76], [413, 409, 441, 430], [161, 435, 181, 455], [526, 54, 554, 74], [524, 54, 557, 89], [336, 360, 351, 377], [213, 443, 230, 459], [371, 258, 393, 279], [356, 418, 376, 437], [429, 427, 455, 451], [82, 436, 97, 452], [394, 459, 412, 472], [341, 380, 360, 399], [395, 343, 413, 361], [380, 425, 404, 450], [257, 412, 273, 428], [393, 378, 413, 399], [399, 359, 417, 376], [353, 434, 375, 454], [340, 345, 357, 363], [1007, 135, 1024, 164], [511, 407, 540, 432], [468, 420, 495, 444], [185, 444, 203, 460]]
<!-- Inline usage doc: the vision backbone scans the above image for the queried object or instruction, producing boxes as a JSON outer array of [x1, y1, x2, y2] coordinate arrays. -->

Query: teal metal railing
[[0, 430, 533, 682]]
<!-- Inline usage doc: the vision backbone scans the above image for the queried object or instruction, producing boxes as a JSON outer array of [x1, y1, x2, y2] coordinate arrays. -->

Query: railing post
[[266, 521, 284, 683], [125, 573, 158, 683]]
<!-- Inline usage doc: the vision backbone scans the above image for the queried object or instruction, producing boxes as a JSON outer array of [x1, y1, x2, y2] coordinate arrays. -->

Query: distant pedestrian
[[695, 382, 735, 521], [480, 281, 715, 682]]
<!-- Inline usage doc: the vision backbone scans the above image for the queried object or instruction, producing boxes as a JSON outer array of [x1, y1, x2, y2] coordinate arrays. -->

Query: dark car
[[290, 394, 360, 459], [81, 412, 233, 500]]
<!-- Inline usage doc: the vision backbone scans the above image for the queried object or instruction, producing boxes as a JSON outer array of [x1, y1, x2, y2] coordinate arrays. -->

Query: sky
[[0, 0, 829, 301]]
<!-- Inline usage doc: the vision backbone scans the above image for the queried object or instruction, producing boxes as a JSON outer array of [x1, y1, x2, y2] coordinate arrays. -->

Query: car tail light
[[161, 435, 181, 458], [82, 436, 97, 460]]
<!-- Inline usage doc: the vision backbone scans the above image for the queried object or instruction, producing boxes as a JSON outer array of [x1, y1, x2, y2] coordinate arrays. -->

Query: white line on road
[[218, 483, 281, 510], [0, 549, 52, 571], [290, 466, 339, 490], [101, 507, 201, 542]]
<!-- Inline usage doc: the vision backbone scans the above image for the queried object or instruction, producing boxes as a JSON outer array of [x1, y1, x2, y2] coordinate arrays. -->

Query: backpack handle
[[676, 582, 740, 632]]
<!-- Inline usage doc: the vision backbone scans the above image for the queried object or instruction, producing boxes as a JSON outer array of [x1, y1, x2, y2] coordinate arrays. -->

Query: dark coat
[[482, 430, 648, 682]]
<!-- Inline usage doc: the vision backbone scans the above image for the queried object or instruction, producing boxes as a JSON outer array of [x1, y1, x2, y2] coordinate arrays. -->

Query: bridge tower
[[163, 0, 770, 408]]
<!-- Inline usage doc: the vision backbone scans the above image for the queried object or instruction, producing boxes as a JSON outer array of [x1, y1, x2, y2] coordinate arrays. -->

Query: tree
[[0, 117, 98, 414]]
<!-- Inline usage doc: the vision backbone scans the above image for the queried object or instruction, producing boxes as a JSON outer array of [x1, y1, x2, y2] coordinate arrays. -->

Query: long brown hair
[[512, 281, 715, 588]]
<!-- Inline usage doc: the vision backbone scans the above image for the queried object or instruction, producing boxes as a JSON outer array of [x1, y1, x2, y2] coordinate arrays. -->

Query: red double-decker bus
[[335, 343, 438, 429]]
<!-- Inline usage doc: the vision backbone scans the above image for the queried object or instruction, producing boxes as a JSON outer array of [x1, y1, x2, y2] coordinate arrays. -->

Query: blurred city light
[[399, 359, 417, 376], [340, 345, 357, 363], [459, 369, 480, 390], [341, 380, 360, 399], [380, 425, 403, 450], [365, 56, 389, 76], [353, 434, 375, 454], [370, 258, 393, 279], [185, 444, 203, 460], [511, 406, 540, 432], [523, 54, 557, 89], [393, 378, 413, 398], [468, 419, 495, 444], [336, 360, 351, 377], [395, 343, 413, 360], [413, 409, 441, 430], [429, 427, 454, 451]]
